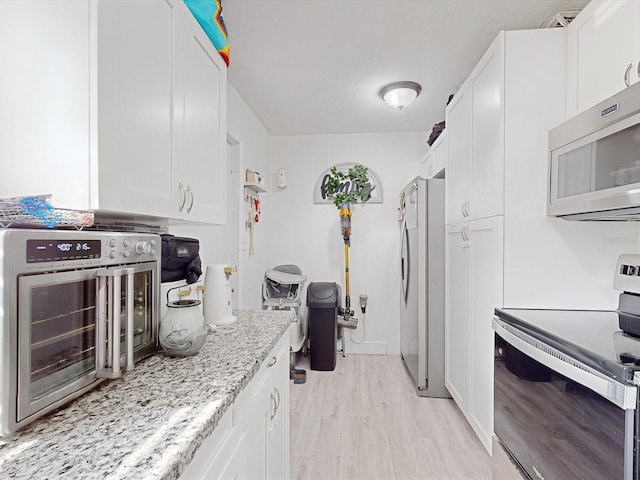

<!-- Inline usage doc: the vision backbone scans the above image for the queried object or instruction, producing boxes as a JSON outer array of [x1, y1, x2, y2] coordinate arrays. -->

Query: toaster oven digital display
[[26, 239, 102, 263]]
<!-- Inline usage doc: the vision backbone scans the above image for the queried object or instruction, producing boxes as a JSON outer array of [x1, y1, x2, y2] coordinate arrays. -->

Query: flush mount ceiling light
[[380, 81, 422, 110]]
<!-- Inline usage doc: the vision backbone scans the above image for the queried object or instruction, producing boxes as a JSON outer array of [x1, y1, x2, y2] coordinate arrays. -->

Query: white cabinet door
[[420, 151, 433, 179], [0, 1, 90, 209], [431, 130, 448, 178], [180, 335, 290, 480], [470, 37, 504, 219], [468, 216, 503, 454], [266, 344, 289, 480], [567, 0, 640, 116], [95, 0, 178, 217], [237, 334, 289, 480], [445, 85, 472, 224], [243, 404, 267, 479], [180, 10, 228, 224], [444, 223, 470, 412]]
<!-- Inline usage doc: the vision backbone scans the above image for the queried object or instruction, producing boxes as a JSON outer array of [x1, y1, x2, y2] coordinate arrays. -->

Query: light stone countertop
[[0, 309, 294, 480]]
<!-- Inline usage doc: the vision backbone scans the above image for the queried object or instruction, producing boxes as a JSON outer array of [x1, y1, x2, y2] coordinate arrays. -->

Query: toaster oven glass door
[[16, 264, 157, 423], [18, 269, 102, 422]]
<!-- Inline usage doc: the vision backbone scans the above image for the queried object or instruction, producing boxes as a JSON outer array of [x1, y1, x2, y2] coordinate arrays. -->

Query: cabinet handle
[[266, 356, 277, 367], [186, 186, 194, 213], [270, 387, 281, 422], [625, 63, 633, 87], [462, 201, 469, 218], [270, 392, 277, 421], [178, 183, 186, 212], [637, 61, 640, 80]]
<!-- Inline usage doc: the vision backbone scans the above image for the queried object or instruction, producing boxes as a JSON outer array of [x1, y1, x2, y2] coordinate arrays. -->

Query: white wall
[[269, 132, 425, 355], [502, 29, 640, 310], [170, 85, 272, 310]]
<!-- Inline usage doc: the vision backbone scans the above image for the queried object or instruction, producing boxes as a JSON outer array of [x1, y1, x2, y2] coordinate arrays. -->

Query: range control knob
[[136, 241, 151, 255], [109, 250, 118, 259]]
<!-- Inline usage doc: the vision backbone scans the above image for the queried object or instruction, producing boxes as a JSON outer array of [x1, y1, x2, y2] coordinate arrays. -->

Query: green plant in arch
[[324, 164, 373, 209]]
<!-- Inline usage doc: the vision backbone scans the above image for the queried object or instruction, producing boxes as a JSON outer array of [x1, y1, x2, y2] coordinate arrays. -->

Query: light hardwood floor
[[290, 354, 492, 480]]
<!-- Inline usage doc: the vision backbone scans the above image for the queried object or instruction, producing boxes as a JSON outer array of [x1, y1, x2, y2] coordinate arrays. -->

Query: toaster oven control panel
[[27, 239, 102, 263]]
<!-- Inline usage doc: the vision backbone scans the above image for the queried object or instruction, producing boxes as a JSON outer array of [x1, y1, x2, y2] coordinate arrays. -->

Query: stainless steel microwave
[[0, 229, 160, 435], [548, 81, 640, 220]]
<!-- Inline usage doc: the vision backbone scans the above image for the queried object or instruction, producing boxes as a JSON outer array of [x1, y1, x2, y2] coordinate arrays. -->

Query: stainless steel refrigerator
[[399, 176, 449, 397]]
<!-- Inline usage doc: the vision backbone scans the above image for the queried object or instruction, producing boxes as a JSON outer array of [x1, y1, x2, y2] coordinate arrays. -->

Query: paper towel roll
[[203, 265, 237, 325]]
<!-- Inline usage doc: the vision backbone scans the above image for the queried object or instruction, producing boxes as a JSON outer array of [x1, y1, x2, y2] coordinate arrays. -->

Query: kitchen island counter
[[0, 309, 294, 480]]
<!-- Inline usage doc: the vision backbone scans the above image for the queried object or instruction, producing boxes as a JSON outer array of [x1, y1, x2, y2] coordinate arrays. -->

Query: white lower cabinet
[[444, 222, 470, 412], [445, 216, 503, 454], [180, 334, 289, 480]]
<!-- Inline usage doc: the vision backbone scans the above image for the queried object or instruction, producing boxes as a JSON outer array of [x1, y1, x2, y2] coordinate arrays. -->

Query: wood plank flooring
[[290, 354, 492, 480]]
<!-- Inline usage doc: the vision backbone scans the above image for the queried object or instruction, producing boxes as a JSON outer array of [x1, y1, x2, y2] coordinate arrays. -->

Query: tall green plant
[[324, 164, 373, 208]]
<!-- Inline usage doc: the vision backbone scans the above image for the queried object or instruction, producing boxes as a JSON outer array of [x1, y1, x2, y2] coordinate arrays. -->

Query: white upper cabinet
[[180, 10, 228, 224], [469, 38, 504, 220], [445, 33, 504, 224], [420, 150, 433, 179], [0, 0, 227, 225], [0, 1, 91, 209], [566, 0, 640, 117], [431, 130, 448, 179], [446, 84, 472, 224], [95, 0, 177, 218]]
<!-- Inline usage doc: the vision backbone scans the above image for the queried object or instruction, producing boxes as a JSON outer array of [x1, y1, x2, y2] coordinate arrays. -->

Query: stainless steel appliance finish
[[493, 309, 639, 480], [399, 177, 448, 397], [0, 229, 160, 435], [548, 80, 640, 220]]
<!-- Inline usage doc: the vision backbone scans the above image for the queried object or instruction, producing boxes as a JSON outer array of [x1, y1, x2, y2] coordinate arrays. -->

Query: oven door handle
[[96, 267, 136, 378], [493, 317, 637, 410]]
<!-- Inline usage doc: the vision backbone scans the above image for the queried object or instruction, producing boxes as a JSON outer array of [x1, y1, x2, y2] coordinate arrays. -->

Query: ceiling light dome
[[380, 81, 422, 109]]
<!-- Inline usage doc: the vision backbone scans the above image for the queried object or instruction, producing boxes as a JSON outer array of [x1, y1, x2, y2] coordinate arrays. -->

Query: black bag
[[427, 121, 445, 146], [160, 234, 202, 284], [426, 94, 454, 146]]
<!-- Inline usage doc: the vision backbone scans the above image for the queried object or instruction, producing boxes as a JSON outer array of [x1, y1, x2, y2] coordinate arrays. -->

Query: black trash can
[[306, 282, 341, 371]]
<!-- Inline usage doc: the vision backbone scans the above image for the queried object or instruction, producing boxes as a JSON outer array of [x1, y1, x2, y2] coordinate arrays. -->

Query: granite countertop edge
[[0, 309, 295, 480]]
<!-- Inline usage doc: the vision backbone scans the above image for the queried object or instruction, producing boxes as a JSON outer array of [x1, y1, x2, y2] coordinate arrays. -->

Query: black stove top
[[495, 308, 640, 385]]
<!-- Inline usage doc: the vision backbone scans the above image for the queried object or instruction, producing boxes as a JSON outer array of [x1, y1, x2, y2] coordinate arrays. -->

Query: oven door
[[16, 262, 157, 425], [493, 317, 637, 480]]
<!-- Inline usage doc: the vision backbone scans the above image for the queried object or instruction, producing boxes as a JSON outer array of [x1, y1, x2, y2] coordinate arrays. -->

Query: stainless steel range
[[493, 253, 640, 480]]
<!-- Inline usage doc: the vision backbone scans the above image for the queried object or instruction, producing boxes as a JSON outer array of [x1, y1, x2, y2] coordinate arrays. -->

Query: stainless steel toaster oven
[[0, 229, 160, 434]]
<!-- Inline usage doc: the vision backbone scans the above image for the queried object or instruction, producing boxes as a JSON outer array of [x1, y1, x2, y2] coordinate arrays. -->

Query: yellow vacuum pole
[[338, 204, 357, 329], [344, 243, 350, 298]]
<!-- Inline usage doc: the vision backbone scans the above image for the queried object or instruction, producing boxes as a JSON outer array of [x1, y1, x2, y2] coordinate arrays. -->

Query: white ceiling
[[222, 0, 590, 136]]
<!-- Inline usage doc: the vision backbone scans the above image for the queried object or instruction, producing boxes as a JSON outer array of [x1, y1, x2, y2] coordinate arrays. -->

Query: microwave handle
[[96, 267, 136, 378]]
